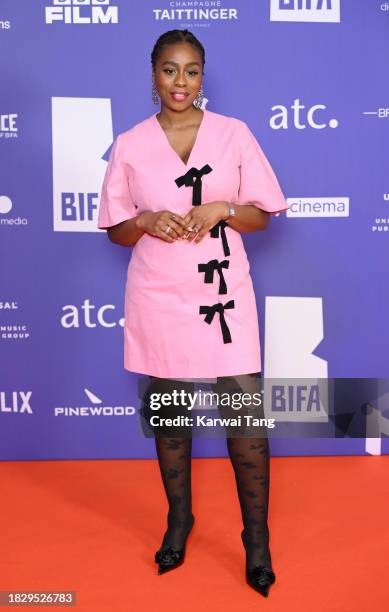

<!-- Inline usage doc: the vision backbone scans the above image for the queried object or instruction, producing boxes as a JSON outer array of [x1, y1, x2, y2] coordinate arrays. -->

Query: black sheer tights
[[143, 373, 272, 570], [226, 435, 271, 570], [155, 436, 194, 550]]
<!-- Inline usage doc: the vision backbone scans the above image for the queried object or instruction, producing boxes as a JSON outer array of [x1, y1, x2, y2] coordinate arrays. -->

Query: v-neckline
[[153, 108, 207, 169]]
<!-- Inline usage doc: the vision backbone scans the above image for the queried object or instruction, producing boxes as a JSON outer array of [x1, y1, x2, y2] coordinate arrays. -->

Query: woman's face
[[153, 41, 203, 111]]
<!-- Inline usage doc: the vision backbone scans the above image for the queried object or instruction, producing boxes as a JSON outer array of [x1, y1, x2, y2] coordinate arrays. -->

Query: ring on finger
[[165, 224, 172, 234]]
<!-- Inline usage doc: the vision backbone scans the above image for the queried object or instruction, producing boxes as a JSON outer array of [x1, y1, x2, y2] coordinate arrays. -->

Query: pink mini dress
[[97, 108, 289, 380]]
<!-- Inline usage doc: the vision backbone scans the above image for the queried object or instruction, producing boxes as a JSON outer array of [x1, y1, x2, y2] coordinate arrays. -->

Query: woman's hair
[[151, 29, 205, 72]]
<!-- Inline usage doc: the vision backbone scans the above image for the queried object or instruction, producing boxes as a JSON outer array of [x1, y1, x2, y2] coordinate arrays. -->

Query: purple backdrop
[[1, 0, 388, 459]]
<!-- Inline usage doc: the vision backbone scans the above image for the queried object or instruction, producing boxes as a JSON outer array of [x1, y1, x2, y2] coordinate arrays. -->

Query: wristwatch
[[225, 203, 236, 223]]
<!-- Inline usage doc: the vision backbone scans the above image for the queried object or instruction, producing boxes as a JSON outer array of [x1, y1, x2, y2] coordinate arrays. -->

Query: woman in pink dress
[[98, 29, 288, 597]]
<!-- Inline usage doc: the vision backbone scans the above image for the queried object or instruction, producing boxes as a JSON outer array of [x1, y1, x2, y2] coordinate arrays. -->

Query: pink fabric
[[97, 108, 289, 379]]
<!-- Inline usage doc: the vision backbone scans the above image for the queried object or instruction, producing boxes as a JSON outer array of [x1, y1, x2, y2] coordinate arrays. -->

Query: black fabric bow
[[210, 220, 230, 257], [155, 547, 182, 565], [198, 259, 229, 295], [175, 164, 213, 206], [199, 300, 235, 343]]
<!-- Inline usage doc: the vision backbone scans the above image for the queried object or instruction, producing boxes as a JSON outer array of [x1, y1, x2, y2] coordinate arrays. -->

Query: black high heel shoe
[[155, 514, 195, 575], [241, 529, 276, 597]]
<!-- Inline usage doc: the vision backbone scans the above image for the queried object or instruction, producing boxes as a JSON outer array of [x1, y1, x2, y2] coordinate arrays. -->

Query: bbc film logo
[[45, 0, 118, 25]]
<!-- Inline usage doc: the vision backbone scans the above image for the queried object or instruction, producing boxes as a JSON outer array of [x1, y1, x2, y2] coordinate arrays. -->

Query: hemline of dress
[[123, 361, 262, 379]]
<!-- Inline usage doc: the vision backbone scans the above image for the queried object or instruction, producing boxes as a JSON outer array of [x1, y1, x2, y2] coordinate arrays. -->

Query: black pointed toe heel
[[155, 514, 195, 575], [241, 529, 276, 597]]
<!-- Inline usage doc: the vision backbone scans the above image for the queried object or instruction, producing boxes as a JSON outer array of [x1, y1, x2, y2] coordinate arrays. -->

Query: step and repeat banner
[[1, 1, 388, 459]]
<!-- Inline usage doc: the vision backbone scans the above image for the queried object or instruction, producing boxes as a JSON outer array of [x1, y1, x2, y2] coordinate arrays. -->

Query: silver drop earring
[[193, 85, 204, 109], [152, 79, 159, 105]]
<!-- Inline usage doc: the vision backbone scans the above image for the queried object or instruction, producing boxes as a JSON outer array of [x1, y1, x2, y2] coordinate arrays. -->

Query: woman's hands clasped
[[137, 202, 230, 244], [183, 201, 229, 244], [137, 210, 187, 243]]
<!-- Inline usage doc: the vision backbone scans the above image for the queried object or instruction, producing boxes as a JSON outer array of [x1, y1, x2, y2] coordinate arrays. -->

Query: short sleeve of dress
[[236, 121, 289, 217], [97, 134, 137, 230]]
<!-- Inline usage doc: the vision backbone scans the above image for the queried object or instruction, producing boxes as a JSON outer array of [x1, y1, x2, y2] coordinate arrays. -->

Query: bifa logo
[[51, 97, 113, 232], [45, 0, 119, 25], [270, 0, 340, 23], [263, 296, 328, 420]]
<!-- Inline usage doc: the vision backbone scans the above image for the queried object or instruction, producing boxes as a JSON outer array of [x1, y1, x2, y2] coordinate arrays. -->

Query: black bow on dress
[[210, 220, 230, 257], [199, 300, 235, 343], [175, 164, 213, 206], [198, 259, 230, 295]]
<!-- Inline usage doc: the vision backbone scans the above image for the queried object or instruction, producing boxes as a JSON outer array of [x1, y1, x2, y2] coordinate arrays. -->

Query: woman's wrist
[[219, 201, 231, 221], [135, 211, 151, 230], [220, 201, 237, 222]]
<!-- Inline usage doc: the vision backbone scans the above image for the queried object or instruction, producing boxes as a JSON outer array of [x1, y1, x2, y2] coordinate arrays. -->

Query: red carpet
[[1, 455, 388, 611]]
